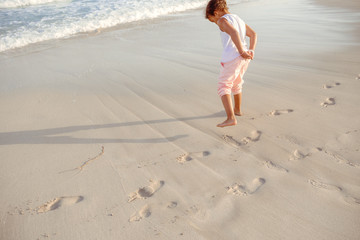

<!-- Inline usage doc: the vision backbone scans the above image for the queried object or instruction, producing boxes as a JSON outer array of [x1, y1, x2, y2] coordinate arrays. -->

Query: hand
[[240, 51, 252, 60], [247, 50, 254, 60]]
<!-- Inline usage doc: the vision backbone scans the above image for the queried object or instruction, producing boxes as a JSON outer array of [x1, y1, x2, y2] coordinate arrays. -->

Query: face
[[208, 11, 221, 24], [208, 15, 217, 23]]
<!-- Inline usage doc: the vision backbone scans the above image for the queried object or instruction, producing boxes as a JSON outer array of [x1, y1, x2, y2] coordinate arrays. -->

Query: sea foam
[[0, 0, 70, 8], [0, 0, 207, 52]]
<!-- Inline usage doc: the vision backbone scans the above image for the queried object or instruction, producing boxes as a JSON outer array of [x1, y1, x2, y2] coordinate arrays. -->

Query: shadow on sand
[[0, 112, 224, 145]]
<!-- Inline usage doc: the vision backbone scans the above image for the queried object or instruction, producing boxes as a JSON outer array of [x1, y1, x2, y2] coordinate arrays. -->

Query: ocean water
[[0, 0, 210, 52]]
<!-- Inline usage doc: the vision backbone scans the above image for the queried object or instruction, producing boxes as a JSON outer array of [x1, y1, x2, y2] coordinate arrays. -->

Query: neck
[[214, 10, 230, 23], [217, 10, 229, 18]]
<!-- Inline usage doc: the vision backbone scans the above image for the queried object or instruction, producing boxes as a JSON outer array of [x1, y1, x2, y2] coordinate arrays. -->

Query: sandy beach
[[0, 0, 359, 239]]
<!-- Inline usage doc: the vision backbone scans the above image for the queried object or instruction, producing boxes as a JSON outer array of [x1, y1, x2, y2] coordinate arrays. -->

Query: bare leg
[[234, 93, 242, 116], [217, 94, 237, 128]]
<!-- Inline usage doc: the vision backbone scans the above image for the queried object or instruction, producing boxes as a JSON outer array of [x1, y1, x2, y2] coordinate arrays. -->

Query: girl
[[206, 0, 257, 127]]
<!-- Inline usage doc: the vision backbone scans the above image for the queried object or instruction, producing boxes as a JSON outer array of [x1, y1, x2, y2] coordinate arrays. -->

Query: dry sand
[[0, 0, 359, 239]]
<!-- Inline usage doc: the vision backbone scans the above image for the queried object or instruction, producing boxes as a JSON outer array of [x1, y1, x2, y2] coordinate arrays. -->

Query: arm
[[246, 24, 257, 58], [217, 18, 251, 59]]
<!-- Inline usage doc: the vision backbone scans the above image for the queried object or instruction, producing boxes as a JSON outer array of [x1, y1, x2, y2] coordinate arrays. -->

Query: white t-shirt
[[220, 14, 248, 63]]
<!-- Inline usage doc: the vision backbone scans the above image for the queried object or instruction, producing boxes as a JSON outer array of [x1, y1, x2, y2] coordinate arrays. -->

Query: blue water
[[0, 0, 210, 52]]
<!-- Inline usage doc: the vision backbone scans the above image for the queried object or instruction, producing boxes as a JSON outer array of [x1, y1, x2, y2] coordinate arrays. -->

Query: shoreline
[[0, 4, 207, 56]]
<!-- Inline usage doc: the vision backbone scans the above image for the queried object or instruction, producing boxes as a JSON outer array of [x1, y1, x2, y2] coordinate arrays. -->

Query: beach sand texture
[[0, 0, 359, 239]]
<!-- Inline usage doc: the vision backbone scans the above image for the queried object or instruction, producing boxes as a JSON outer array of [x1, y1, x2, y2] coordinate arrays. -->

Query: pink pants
[[218, 57, 250, 97]]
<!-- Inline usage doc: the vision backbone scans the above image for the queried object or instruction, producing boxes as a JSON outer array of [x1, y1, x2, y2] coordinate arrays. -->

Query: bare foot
[[234, 109, 242, 116], [217, 118, 237, 128]]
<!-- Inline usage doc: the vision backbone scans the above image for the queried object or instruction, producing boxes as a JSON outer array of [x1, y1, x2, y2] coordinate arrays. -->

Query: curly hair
[[205, 0, 229, 19]]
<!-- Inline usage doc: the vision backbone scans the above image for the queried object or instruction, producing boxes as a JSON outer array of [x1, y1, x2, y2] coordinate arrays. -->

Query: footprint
[[323, 82, 341, 89], [269, 109, 294, 116], [226, 178, 266, 196], [309, 179, 360, 206], [261, 160, 289, 173], [176, 151, 210, 164], [309, 179, 342, 191], [176, 153, 193, 163], [37, 196, 84, 213], [167, 201, 178, 209], [344, 195, 360, 205], [128, 180, 164, 202], [289, 149, 311, 161], [345, 129, 359, 135], [226, 183, 247, 196], [242, 130, 262, 144], [324, 150, 360, 168], [222, 135, 243, 147], [169, 216, 180, 224], [129, 204, 151, 222], [223, 131, 262, 147], [321, 97, 335, 107]]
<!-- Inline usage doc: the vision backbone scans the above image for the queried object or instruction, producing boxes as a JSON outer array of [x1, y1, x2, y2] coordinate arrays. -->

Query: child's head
[[205, 0, 229, 20]]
